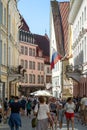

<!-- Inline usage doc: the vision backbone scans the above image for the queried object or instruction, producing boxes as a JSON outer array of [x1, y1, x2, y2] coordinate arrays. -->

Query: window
[[4, 43, 6, 65], [41, 63, 44, 71], [38, 51, 42, 57], [33, 62, 35, 69], [29, 61, 32, 69], [21, 59, 24, 68], [47, 67, 50, 73], [0, 1, 3, 24], [41, 76, 44, 84], [25, 74, 28, 83], [4, 7, 6, 26], [23, 34, 25, 41], [38, 62, 40, 70], [29, 74, 32, 83], [82, 12, 84, 25], [8, 47, 11, 66], [25, 46, 27, 54], [84, 7, 86, 21], [32, 74, 35, 83], [25, 60, 28, 69], [8, 14, 11, 33], [80, 17, 81, 29], [33, 49, 35, 56], [21, 46, 24, 54], [38, 75, 40, 84], [29, 48, 32, 56], [78, 21, 79, 32]]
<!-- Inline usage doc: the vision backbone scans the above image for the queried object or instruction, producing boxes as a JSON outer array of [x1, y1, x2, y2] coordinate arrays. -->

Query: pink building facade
[[19, 30, 45, 95]]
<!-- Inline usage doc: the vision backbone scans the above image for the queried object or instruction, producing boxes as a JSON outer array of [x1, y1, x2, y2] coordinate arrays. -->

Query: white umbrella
[[30, 90, 41, 95], [34, 90, 53, 97]]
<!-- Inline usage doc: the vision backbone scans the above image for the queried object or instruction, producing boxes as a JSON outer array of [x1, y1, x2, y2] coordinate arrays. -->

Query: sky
[[18, 0, 69, 36]]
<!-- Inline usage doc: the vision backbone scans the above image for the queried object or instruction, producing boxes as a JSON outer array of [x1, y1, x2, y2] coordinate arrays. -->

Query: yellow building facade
[[0, 0, 21, 99]]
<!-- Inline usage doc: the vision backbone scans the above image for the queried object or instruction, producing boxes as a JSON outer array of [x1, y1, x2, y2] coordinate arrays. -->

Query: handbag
[[32, 117, 37, 128], [32, 104, 39, 128]]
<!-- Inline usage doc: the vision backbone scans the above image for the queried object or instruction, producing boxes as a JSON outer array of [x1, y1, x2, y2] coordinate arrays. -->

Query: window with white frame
[[21, 59, 24, 68], [41, 75, 44, 84], [25, 47, 28, 55], [25, 60, 28, 69], [84, 7, 86, 21], [82, 12, 84, 25], [29, 48, 32, 56], [21, 46, 24, 54], [80, 17, 81, 29], [25, 74, 28, 83], [47, 67, 50, 73], [33, 49, 35, 56], [29, 61, 32, 69], [32, 74, 35, 84], [38, 75, 40, 84], [4, 43, 6, 65], [41, 63, 44, 71], [33, 62, 35, 70], [29, 74, 32, 83], [4, 7, 6, 26], [38, 62, 40, 70]]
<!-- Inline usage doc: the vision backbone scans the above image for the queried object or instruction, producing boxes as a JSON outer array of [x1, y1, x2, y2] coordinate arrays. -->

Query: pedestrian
[[80, 95, 87, 125], [57, 103, 65, 130], [26, 99, 32, 117], [4, 98, 8, 115], [49, 97, 57, 128], [8, 96, 22, 130], [84, 97, 87, 126], [20, 96, 26, 116], [64, 97, 75, 130], [34, 96, 53, 130]]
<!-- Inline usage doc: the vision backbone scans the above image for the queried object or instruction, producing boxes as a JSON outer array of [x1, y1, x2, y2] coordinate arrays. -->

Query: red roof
[[34, 34, 50, 57]]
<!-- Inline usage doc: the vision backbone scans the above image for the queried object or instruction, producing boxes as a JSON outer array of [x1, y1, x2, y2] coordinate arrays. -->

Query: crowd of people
[[0, 95, 87, 130]]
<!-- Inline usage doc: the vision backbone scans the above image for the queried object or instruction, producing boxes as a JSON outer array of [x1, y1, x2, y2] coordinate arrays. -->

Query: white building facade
[[69, 0, 87, 96], [50, 2, 62, 98]]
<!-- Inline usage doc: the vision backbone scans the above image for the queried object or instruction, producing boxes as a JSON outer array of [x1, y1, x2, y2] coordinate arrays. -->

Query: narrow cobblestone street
[[0, 114, 87, 130]]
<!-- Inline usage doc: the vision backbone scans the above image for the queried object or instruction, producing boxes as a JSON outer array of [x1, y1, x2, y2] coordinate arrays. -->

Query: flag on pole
[[51, 49, 62, 69]]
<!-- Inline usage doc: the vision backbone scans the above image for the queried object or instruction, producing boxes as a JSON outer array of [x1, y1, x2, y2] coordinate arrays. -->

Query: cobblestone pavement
[[0, 114, 87, 130]]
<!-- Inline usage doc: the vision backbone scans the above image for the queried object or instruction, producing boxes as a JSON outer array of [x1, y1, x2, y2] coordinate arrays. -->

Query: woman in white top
[[34, 96, 52, 130], [64, 97, 75, 130]]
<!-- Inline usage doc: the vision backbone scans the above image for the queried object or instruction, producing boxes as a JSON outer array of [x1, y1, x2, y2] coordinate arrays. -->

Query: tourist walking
[[64, 97, 75, 130], [57, 103, 65, 130], [34, 96, 53, 130], [8, 96, 22, 130], [26, 99, 32, 117]]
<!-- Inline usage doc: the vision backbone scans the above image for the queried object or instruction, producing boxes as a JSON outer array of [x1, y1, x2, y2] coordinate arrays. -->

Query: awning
[[66, 72, 81, 83]]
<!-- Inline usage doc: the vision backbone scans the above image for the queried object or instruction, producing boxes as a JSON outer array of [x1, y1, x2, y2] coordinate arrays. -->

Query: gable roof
[[34, 34, 50, 57]]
